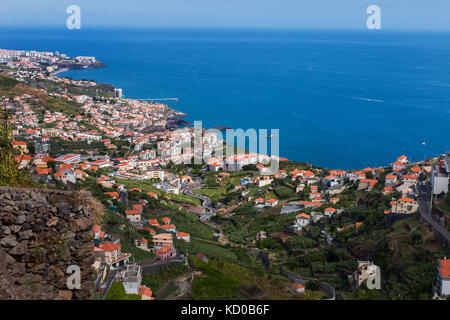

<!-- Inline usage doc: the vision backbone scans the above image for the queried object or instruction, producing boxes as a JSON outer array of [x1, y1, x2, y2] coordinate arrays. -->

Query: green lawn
[[436, 201, 450, 213], [141, 263, 188, 293], [193, 188, 225, 203], [177, 238, 238, 262]]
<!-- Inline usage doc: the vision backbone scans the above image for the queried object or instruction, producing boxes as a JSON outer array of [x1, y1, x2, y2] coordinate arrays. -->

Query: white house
[[293, 213, 310, 231], [431, 155, 449, 196], [437, 258, 450, 297], [176, 232, 191, 243], [324, 207, 337, 217], [265, 198, 279, 207], [121, 264, 142, 295], [292, 283, 305, 294], [353, 261, 380, 288]]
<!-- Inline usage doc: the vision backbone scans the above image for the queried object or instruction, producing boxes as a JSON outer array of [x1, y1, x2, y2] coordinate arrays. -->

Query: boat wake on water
[[352, 96, 384, 103]]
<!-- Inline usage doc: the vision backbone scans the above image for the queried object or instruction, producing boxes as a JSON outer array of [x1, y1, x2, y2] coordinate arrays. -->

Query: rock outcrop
[[0, 187, 94, 300]]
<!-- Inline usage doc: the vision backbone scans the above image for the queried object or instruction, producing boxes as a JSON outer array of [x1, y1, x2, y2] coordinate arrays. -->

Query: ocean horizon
[[1, 27, 449, 169]]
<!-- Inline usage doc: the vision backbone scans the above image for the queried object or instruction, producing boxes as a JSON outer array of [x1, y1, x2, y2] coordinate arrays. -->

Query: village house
[[324, 207, 337, 217], [97, 242, 131, 270], [385, 174, 398, 186], [330, 197, 339, 204], [390, 197, 418, 214], [176, 232, 191, 243], [256, 231, 267, 241], [265, 198, 279, 207], [352, 261, 380, 289], [382, 186, 394, 195], [311, 212, 325, 224], [138, 285, 154, 300], [125, 209, 142, 222], [293, 213, 311, 231], [254, 198, 264, 205], [135, 237, 151, 251], [144, 227, 156, 236], [155, 245, 176, 260], [160, 224, 176, 233], [152, 233, 173, 249], [292, 283, 305, 294], [431, 155, 449, 196], [11, 140, 28, 153], [161, 217, 171, 224], [147, 191, 158, 199], [121, 264, 142, 295], [436, 258, 450, 297]]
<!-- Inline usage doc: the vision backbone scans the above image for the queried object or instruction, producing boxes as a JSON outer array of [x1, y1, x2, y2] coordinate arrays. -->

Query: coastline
[[54, 58, 442, 171], [50, 61, 106, 76]]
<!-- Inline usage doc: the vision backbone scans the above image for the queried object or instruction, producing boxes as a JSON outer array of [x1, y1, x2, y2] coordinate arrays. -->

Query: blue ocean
[[1, 27, 449, 169]]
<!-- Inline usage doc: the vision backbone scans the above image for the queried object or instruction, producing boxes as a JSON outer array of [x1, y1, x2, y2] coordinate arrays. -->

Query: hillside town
[[1, 48, 449, 300]]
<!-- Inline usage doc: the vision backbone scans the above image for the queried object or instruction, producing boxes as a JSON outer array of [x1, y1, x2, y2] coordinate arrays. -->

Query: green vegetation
[[188, 254, 294, 300], [141, 263, 188, 293], [49, 138, 106, 157], [117, 178, 201, 206], [105, 281, 141, 300], [0, 111, 34, 187], [119, 238, 155, 262]]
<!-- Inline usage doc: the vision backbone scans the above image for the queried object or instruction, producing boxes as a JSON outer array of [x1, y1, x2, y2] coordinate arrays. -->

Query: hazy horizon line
[[2, 24, 450, 33]]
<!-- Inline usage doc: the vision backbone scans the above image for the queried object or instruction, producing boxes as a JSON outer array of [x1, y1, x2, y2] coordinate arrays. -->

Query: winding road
[[417, 182, 450, 248]]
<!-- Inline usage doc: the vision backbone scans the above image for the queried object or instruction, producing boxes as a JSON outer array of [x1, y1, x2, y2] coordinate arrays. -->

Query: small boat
[[421, 140, 426, 146], [267, 135, 276, 139]]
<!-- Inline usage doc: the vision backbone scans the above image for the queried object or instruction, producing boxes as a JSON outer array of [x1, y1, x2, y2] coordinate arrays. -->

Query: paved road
[[100, 268, 118, 297], [417, 182, 450, 247], [183, 187, 217, 225]]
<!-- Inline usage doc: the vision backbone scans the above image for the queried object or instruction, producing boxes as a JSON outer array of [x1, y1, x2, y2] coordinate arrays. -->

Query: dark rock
[[71, 218, 91, 232], [56, 203, 71, 215], [1, 226, 11, 235], [15, 215, 26, 224], [9, 225, 22, 233], [0, 235, 18, 247], [57, 290, 73, 300], [12, 193, 22, 201], [46, 216, 59, 227], [18, 230, 32, 240], [2, 206, 13, 213], [10, 240, 28, 255]]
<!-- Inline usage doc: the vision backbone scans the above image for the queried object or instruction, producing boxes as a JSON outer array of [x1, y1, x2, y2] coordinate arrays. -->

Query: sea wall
[[0, 187, 94, 300]]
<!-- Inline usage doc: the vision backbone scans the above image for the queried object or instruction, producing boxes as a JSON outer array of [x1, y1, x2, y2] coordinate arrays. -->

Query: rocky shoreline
[[50, 61, 106, 76]]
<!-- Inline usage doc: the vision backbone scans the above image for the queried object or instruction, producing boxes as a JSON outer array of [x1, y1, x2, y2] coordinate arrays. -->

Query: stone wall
[[0, 186, 94, 300]]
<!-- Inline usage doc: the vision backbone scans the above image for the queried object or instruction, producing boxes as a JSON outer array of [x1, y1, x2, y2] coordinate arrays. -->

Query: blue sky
[[1, 0, 450, 30]]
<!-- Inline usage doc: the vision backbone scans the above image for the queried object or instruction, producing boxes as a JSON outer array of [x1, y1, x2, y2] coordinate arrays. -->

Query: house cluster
[[92, 224, 156, 300], [291, 207, 340, 231], [383, 155, 422, 215]]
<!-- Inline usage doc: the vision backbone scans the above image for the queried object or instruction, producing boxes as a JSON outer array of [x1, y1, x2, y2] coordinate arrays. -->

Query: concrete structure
[[431, 155, 449, 196], [121, 264, 142, 295], [353, 261, 380, 288]]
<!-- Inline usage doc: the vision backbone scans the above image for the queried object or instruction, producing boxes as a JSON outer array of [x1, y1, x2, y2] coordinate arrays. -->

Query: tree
[[0, 111, 33, 187], [305, 279, 320, 291]]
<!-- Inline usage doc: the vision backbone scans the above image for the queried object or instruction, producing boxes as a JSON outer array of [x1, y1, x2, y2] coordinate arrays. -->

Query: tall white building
[[431, 155, 449, 195]]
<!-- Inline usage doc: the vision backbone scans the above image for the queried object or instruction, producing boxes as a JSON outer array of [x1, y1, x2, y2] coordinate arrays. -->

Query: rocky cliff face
[[0, 187, 94, 300]]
